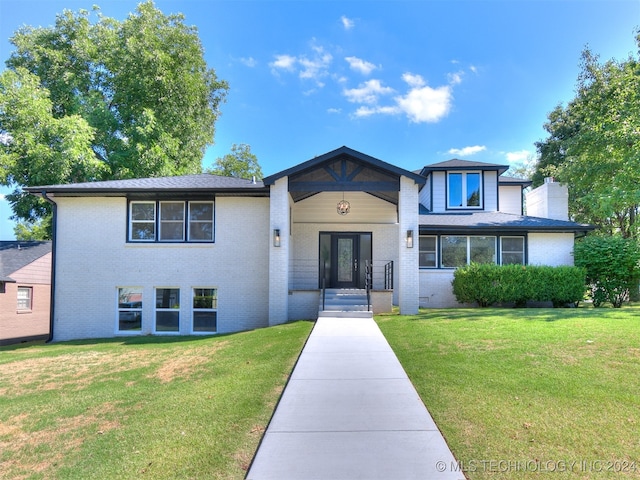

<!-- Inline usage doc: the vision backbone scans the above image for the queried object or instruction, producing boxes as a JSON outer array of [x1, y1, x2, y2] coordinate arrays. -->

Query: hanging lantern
[[336, 192, 350, 215]]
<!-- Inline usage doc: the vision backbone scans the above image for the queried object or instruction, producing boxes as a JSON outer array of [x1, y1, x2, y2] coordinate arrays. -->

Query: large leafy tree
[[0, 2, 228, 238], [534, 33, 640, 238], [206, 143, 263, 180]]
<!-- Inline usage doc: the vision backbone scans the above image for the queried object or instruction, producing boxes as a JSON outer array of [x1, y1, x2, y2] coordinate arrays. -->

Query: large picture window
[[441, 236, 496, 268], [117, 287, 142, 332], [129, 200, 214, 243], [155, 288, 180, 333], [192, 288, 217, 333], [501, 237, 525, 265], [448, 172, 482, 208], [419, 236, 437, 268]]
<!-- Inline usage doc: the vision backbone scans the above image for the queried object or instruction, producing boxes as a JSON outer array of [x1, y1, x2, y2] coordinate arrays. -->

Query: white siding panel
[[483, 171, 498, 211], [499, 185, 523, 215], [419, 175, 431, 211], [432, 171, 446, 212], [292, 191, 397, 224]]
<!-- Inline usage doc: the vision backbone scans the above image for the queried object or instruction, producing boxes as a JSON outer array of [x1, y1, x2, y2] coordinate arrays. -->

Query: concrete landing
[[246, 317, 463, 480]]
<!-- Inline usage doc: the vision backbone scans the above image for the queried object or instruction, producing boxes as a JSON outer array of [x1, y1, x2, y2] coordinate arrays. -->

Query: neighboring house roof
[[420, 159, 510, 176], [0, 241, 52, 283], [419, 211, 594, 234], [263, 146, 426, 186], [23, 174, 269, 198]]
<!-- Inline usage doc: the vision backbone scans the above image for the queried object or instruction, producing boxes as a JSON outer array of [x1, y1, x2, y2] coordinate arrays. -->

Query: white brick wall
[[268, 177, 290, 326], [526, 182, 569, 220], [398, 176, 419, 315], [528, 232, 575, 266], [52, 196, 270, 341]]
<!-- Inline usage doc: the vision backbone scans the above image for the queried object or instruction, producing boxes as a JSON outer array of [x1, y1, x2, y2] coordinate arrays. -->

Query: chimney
[[525, 179, 569, 220]]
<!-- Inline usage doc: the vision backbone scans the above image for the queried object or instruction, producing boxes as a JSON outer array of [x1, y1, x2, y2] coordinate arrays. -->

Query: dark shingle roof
[[24, 174, 269, 197], [420, 159, 509, 176], [419, 211, 594, 234], [0, 241, 52, 282], [498, 176, 532, 187]]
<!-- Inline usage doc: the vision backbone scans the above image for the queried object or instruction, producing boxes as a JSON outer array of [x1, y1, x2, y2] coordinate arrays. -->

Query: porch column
[[398, 175, 420, 315], [268, 176, 290, 326]]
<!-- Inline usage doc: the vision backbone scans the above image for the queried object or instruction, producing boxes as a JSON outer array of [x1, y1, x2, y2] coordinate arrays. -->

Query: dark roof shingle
[[0, 241, 52, 282]]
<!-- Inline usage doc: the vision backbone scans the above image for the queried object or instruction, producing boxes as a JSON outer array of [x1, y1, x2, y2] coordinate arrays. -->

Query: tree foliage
[[0, 2, 228, 237], [206, 143, 263, 179], [574, 235, 640, 307], [534, 33, 640, 238]]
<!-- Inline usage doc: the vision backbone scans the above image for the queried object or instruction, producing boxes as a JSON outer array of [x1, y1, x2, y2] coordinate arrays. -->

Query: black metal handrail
[[321, 260, 327, 310], [384, 261, 394, 290], [365, 260, 373, 311]]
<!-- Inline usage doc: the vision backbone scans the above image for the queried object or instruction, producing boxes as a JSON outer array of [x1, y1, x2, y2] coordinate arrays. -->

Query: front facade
[[26, 146, 592, 342]]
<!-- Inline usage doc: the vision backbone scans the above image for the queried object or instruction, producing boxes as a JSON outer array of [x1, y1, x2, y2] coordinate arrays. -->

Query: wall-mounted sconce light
[[273, 229, 281, 247], [406, 229, 414, 248]]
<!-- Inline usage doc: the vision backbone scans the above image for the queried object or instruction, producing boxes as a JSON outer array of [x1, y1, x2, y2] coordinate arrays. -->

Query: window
[[448, 172, 482, 208], [160, 202, 185, 241], [419, 236, 437, 268], [130, 202, 156, 241], [501, 237, 525, 265], [192, 288, 217, 333], [188, 202, 214, 242], [129, 200, 214, 243], [17, 287, 32, 310], [118, 287, 142, 332], [155, 288, 180, 333], [441, 236, 496, 268]]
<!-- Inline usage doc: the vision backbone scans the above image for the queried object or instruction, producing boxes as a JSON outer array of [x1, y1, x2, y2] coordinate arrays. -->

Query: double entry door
[[319, 232, 372, 289]]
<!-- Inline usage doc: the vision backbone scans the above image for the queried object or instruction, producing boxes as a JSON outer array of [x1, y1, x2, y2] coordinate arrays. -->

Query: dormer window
[[448, 172, 482, 209]]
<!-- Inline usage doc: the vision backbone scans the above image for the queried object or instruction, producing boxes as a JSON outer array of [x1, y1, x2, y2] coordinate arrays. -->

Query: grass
[[0, 320, 313, 480], [377, 307, 640, 479]]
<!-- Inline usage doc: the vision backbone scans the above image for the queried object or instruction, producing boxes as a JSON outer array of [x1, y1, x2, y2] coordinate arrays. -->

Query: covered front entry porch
[[265, 146, 424, 326]]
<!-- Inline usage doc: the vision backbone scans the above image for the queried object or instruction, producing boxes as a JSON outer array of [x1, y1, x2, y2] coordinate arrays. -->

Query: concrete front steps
[[319, 289, 373, 318]]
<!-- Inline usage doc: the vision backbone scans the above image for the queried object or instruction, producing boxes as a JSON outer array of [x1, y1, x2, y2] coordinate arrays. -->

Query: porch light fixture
[[406, 230, 414, 248], [273, 229, 281, 247], [337, 192, 350, 216]]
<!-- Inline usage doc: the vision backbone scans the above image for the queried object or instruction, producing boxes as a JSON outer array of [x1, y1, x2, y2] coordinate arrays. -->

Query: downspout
[[41, 191, 57, 343]]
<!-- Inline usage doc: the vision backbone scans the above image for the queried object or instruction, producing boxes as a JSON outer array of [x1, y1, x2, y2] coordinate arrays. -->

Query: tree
[[574, 235, 640, 307], [206, 144, 263, 180], [533, 33, 640, 238], [0, 2, 228, 238]]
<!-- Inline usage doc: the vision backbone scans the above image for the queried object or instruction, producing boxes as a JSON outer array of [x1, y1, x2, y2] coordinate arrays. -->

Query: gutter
[[41, 191, 57, 343]]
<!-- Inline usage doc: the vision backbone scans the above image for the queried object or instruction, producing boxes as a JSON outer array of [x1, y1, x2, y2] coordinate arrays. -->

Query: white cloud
[[239, 57, 257, 67], [269, 54, 296, 72], [506, 150, 532, 163], [299, 45, 333, 81], [395, 83, 453, 123], [402, 72, 425, 88], [343, 79, 395, 104], [345, 56, 377, 75], [447, 71, 463, 85], [327, 107, 342, 114], [448, 145, 487, 157], [341, 15, 354, 30]]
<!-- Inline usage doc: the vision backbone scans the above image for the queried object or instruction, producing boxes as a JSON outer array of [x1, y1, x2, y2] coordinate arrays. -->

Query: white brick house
[[26, 146, 593, 341]]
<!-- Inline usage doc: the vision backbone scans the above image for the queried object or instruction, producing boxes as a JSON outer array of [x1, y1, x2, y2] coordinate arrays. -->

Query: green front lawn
[[377, 307, 640, 479], [0, 321, 313, 479]]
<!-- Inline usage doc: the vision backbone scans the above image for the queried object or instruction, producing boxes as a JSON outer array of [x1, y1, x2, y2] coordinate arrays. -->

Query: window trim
[[447, 171, 483, 210], [154, 287, 181, 334], [419, 235, 438, 269], [128, 199, 215, 244], [17, 286, 33, 311], [500, 236, 526, 265], [159, 201, 186, 242], [116, 287, 143, 334], [191, 287, 218, 334]]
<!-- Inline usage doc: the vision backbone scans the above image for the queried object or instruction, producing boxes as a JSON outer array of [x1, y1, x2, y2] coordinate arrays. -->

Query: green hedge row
[[452, 263, 587, 307]]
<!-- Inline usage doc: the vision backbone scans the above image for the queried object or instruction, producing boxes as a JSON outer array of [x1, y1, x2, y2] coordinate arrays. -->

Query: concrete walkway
[[246, 317, 464, 480]]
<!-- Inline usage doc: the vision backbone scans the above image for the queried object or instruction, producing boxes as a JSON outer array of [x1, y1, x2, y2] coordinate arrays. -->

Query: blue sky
[[1, 0, 639, 238]]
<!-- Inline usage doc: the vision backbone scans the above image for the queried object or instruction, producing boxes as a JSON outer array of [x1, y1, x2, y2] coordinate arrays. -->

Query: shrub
[[452, 264, 586, 307], [574, 235, 640, 308]]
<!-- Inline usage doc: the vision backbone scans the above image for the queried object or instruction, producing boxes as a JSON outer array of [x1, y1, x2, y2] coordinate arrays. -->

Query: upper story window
[[448, 172, 482, 209], [129, 200, 214, 243]]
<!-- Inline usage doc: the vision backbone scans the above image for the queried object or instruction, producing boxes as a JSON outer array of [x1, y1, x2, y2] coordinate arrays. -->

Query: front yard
[[378, 307, 640, 479], [0, 320, 313, 479]]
